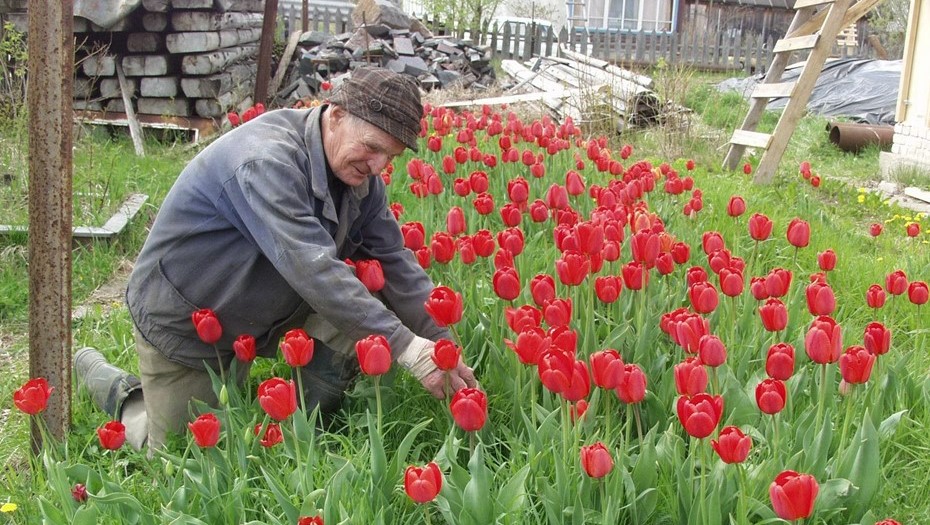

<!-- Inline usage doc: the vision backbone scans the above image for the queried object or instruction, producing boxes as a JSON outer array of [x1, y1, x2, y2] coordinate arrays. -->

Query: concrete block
[[100, 77, 137, 98], [83, 54, 116, 77], [137, 97, 190, 116], [140, 76, 180, 97]]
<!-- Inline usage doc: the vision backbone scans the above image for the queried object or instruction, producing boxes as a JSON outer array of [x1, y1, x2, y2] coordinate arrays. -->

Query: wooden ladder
[[722, 0, 885, 183]]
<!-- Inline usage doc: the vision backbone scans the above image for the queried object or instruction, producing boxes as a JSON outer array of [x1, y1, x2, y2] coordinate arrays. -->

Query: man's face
[[324, 106, 406, 187]]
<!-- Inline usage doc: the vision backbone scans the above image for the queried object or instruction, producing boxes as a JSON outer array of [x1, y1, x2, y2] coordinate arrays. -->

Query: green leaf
[[877, 409, 907, 439], [38, 496, 69, 525], [261, 465, 299, 523], [496, 464, 531, 516], [814, 478, 856, 512], [832, 411, 880, 521], [462, 444, 493, 525]]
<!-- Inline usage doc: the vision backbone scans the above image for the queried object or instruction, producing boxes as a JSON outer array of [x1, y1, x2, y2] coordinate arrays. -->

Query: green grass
[[1, 75, 929, 523]]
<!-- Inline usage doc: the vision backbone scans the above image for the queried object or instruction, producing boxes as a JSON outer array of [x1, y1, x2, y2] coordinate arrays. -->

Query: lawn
[[1, 70, 929, 524]]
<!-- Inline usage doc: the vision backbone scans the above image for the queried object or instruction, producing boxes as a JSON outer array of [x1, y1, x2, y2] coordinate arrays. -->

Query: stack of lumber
[[495, 43, 661, 132], [3, 0, 265, 120]]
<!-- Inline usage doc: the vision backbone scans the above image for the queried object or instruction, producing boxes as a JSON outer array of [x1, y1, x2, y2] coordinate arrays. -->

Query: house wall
[[881, 0, 930, 177]]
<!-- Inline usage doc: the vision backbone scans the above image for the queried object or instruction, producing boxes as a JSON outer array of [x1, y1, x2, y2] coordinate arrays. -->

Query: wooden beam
[[269, 29, 302, 100], [788, 0, 885, 39], [28, 0, 73, 448], [254, 0, 279, 104]]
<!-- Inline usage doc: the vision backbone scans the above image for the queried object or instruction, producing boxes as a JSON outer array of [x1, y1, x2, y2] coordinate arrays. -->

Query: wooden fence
[[275, 7, 877, 75]]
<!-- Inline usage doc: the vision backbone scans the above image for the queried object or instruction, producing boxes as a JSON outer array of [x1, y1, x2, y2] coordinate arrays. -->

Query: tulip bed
[[7, 102, 930, 525]]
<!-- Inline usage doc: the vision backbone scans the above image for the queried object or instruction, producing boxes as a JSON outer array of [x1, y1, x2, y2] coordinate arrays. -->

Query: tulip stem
[[772, 413, 780, 455], [375, 375, 383, 437], [213, 345, 226, 385], [815, 364, 828, 434], [839, 386, 856, 451], [469, 431, 477, 457], [736, 463, 749, 525], [625, 404, 633, 453], [292, 413, 304, 491], [634, 404, 644, 444], [423, 504, 434, 525]]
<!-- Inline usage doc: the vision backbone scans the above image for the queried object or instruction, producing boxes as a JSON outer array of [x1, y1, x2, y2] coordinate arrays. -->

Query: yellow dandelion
[[857, 187, 866, 193], [877, 257, 884, 262], [857, 195, 865, 203], [0, 502, 17, 512]]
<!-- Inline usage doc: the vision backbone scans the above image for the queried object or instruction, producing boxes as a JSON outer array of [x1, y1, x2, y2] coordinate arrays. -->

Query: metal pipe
[[827, 121, 894, 153]]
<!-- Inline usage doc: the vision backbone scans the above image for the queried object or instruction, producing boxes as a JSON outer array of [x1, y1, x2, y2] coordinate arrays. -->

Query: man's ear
[[328, 104, 347, 125]]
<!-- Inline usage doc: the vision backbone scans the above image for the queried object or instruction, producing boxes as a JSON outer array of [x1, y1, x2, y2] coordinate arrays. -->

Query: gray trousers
[[126, 315, 360, 450]]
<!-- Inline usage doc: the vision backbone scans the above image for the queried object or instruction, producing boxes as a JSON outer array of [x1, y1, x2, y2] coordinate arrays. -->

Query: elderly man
[[76, 67, 477, 450]]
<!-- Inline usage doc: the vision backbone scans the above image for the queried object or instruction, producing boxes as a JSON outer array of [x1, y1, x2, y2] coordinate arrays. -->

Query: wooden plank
[[731, 129, 772, 149], [166, 28, 262, 54], [794, 0, 835, 8], [751, 81, 795, 99], [182, 45, 257, 75], [773, 34, 819, 53], [170, 11, 263, 31], [269, 30, 302, 98], [788, 0, 883, 39]]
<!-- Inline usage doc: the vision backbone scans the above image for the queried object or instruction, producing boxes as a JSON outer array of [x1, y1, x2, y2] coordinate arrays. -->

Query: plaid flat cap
[[329, 67, 423, 151]]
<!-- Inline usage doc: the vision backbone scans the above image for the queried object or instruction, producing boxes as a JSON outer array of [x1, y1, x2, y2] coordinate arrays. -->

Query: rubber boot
[[296, 341, 359, 419], [74, 347, 143, 419]]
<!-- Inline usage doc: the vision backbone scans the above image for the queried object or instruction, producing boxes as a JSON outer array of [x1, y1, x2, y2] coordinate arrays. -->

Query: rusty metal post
[[254, 0, 279, 105], [28, 0, 74, 449]]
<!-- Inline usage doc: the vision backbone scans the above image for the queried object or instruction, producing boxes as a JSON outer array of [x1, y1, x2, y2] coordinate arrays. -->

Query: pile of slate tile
[[277, 0, 495, 104]]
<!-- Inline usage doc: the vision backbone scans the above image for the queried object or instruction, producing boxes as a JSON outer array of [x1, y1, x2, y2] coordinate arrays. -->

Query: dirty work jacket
[[126, 106, 450, 370]]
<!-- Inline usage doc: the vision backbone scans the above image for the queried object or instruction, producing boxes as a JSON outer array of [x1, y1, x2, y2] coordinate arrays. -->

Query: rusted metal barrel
[[827, 121, 894, 153]]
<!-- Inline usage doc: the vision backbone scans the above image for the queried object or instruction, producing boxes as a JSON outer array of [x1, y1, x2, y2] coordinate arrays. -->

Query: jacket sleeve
[[219, 157, 419, 355], [352, 178, 454, 345]]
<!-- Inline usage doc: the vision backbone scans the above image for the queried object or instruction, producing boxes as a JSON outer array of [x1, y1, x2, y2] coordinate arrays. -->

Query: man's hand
[[398, 336, 478, 398], [419, 361, 477, 399]]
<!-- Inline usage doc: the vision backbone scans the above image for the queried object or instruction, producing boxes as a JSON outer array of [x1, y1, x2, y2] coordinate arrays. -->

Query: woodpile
[[491, 44, 663, 133], [8, 0, 264, 125], [275, 0, 495, 105]]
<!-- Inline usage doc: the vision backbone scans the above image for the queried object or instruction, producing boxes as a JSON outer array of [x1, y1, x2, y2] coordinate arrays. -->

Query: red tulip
[[875, 519, 901, 525], [499, 203, 523, 228], [561, 359, 591, 402], [839, 345, 875, 384], [280, 328, 314, 367], [538, 348, 573, 394], [354, 259, 385, 292], [758, 298, 788, 332], [805, 281, 836, 316], [674, 357, 708, 396], [755, 378, 787, 415], [471, 229, 495, 258], [817, 249, 837, 271], [192, 308, 222, 344], [445, 206, 466, 236], [555, 250, 590, 286], [228, 334, 256, 363], [472, 192, 495, 215], [431, 339, 461, 371], [254, 422, 284, 447], [71, 483, 88, 503], [188, 413, 220, 448], [727, 196, 746, 217], [743, 163, 752, 175], [688, 281, 719, 314], [453, 177, 470, 197], [769, 470, 818, 521], [676, 393, 723, 439], [698, 335, 727, 367], [97, 420, 127, 450], [908, 281, 929, 306], [257, 377, 298, 421], [227, 112, 241, 127], [750, 276, 769, 301], [456, 237, 477, 265], [765, 268, 792, 298], [493, 266, 522, 301], [579, 442, 614, 478], [505, 305, 542, 333], [711, 426, 752, 464], [863, 322, 891, 356], [630, 229, 660, 267], [404, 462, 443, 504], [671, 241, 691, 265], [529, 199, 549, 222], [885, 270, 908, 296], [590, 349, 623, 389], [686, 266, 708, 287], [594, 275, 622, 304], [13, 377, 54, 415], [655, 252, 674, 275], [766, 343, 795, 380], [786, 218, 811, 248], [401, 222, 425, 250], [701, 231, 725, 255], [425, 286, 463, 327], [505, 327, 550, 365], [565, 169, 586, 195], [507, 177, 529, 204], [355, 334, 391, 376], [543, 298, 572, 327], [415, 246, 431, 269], [748, 213, 773, 241], [468, 170, 489, 193], [906, 222, 920, 237], [866, 284, 886, 308], [805, 316, 843, 364], [450, 387, 488, 432], [615, 363, 647, 403], [431, 231, 457, 264], [621, 261, 648, 291], [497, 227, 525, 256], [545, 183, 569, 210], [571, 399, 588, 422], [298, 515, 324, 525], [673, 312, 711, 354], [869, 222, 883, 237], [530, 274, 556, 307]]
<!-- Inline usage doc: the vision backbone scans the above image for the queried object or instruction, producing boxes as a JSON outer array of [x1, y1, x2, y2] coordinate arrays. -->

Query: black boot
[[296, 342, 359, 416], [74, 347, 143, 419]]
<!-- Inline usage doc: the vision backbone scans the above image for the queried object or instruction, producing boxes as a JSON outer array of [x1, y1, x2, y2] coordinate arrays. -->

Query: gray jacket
[[126, 106, 449, 370]]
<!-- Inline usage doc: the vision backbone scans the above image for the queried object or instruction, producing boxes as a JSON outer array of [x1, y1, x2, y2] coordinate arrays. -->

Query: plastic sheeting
[[74, 0, 142, 29], [716, 58, 902, 125]]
